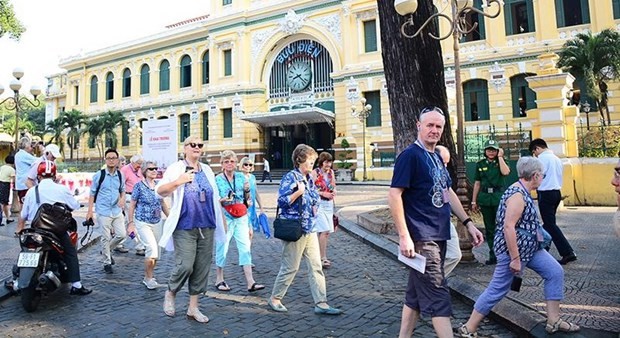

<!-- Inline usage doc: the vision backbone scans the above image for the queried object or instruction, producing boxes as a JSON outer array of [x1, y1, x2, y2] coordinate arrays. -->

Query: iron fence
[[577, 119, 620, 158], [464, 122, 532, 162]]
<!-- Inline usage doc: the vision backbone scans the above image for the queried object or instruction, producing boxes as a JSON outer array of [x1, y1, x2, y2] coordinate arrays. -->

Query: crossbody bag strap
[[276, 180, 305, 219], [35, 185, 40, 205]]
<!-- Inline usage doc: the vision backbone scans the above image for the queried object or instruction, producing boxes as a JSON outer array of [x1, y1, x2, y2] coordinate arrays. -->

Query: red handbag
[[223, 203, 248, 218]]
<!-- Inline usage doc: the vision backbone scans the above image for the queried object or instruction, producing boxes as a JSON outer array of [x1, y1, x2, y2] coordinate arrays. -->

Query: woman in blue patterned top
[[268, 144, 342, 315], [458, 157, 579, 337], [127, 161, 169, 290]]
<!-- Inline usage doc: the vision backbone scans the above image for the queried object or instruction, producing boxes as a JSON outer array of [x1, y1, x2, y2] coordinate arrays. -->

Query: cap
[[484, 139, 500, 150], [45, 144, 62, 159], [37, 160, 57, 178]]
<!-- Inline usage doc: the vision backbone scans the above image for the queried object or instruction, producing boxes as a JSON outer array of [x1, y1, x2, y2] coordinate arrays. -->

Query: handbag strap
[[276, 181, 304, 219]]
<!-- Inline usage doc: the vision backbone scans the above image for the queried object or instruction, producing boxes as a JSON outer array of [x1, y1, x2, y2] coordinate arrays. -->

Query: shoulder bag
[[273, 196, 303, 242]]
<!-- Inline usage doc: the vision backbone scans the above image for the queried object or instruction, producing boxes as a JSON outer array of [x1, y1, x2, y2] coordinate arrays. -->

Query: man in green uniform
[[472, 139, 510, 265]]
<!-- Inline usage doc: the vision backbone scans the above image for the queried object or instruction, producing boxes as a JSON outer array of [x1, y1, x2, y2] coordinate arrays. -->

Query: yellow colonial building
[[46, 0, 620, 182]]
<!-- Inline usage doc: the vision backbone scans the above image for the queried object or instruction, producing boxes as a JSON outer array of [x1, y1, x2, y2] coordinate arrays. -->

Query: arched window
[[201, 111, 209, 140], [90, 76, 98, 103], [180, 55, 192, 88], [159, 60, 170, 91], [179, 114, 190, 141], [121, 120, 129, 146], [510, 74, 537, 118], [140, 64, 150, 95], [106, 72, 114, 100], [555, 0, 590, 27], [202, 51, 210, 85], [463, 79, 489, 121], [122, 68, 131, 98]]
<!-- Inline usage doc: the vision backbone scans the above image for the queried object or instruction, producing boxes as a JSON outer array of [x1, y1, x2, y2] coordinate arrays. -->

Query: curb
[[0, 234, 102, 303]]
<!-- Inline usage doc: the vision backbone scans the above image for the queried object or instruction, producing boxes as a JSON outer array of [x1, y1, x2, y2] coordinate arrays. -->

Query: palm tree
[[557, 28, 620, 125], [45, 118, 65, 154], [84, 118, 104, 159], [62, 109, 85, 160], [100, 110, 126, 149]]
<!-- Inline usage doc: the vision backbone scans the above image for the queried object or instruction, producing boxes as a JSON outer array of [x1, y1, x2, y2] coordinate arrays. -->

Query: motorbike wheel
[[21, 276, 41, 313]]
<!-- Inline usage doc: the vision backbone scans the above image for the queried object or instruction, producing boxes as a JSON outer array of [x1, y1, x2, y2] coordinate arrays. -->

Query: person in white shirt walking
[[529, 139, 576, 265], [262, 157, 272, 182]]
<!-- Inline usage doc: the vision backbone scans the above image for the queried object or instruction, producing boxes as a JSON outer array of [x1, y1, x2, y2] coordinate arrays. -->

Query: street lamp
[[351, 97, 372, 181], [395, 0, 502, 262], [580, 101, 591, 130], [0, 68, 41, 149]]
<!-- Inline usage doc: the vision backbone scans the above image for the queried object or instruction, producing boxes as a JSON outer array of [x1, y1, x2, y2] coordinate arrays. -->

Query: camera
[[82, 218, 95, 227]]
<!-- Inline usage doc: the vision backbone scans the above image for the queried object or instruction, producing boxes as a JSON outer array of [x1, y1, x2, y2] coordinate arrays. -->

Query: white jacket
[[156, 160, 225, 251]]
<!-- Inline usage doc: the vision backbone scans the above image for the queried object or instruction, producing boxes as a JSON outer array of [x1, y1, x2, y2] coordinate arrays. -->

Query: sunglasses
[[243, 163, 254, 167], [186, 142, 204, 149], [420, 106, 445, 116], [146, 167, 158, 171]]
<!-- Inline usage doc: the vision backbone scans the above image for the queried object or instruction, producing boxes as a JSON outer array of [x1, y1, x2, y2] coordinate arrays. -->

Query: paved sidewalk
[[338, 205, 620, 337]]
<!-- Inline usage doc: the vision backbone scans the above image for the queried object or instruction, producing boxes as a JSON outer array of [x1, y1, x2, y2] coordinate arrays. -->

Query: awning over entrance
[[239, 107, 334, 127]]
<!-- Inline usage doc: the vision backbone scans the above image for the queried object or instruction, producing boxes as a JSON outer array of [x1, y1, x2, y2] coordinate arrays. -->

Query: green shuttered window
[[140, 64, 150, 95], [121, 120, 129, 147], [106, 72, 114, 100], [363, 20, 377, 53], [510, 74, 537, 118], [504, 0, 535, 35], [555, 0, 590, 28], [464, 79, 489, 121], [122, 68, 131, 98], [202, 112, 209, 140], [223, 108, 232, 138], [202, 51, 210, 84], [180, 55, 192, 88], [224, 50, 232, 76], [160, 60, 170, 91], [364, 91, 381, 127], [180, 114, 190, 141], [90, 76, 98, 103]]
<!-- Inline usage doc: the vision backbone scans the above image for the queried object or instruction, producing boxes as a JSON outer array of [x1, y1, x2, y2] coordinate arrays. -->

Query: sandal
[[163, 291, 175, 317], [214, 281, 231, 292], [248, 283, 265, 292], [545, 318, 580, 334], [322, 258, 331, 269], [456, 324, 477, 337], [186, 308, 210, 323]]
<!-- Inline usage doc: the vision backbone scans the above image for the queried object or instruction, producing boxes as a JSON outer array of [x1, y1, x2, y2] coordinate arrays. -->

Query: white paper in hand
[[398, 252, 426, 274]]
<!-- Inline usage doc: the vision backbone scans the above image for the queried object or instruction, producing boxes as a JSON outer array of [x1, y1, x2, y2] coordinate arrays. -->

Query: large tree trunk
[[377, 0, 458, 184]]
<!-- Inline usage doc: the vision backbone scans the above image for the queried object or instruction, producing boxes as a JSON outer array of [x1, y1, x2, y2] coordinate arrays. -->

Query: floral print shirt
[[277, 169, 319, 233]]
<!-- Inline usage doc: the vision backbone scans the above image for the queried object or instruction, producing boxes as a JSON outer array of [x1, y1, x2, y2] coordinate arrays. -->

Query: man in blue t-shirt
[[387, 106, 484, 338]]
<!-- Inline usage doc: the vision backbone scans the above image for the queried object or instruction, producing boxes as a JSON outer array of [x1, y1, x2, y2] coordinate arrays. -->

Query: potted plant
[[335, 138, 353, 181]]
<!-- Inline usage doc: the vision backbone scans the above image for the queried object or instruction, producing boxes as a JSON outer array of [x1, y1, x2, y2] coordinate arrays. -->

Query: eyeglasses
[[146, 167, 158, 171], [243, 163, 254, 167], [105, 157, 118, 160], [614, 169, 620, 178], [223, 159, 236, 164], [420, 106, 445, 116], [186, 143, 204, 149]]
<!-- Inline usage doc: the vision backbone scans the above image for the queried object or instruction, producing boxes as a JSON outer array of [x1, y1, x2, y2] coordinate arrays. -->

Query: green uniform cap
[[484, 139, 499, 150]]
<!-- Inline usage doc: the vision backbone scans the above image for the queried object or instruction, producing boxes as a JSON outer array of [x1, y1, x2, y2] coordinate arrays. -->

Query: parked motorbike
[[11, 204, 78, 312]]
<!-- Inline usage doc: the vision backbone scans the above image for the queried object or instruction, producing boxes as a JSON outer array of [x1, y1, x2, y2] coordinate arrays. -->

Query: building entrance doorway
[[266, 122, 333, 169]]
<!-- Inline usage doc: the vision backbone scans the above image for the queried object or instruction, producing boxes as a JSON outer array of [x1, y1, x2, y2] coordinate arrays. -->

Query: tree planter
[[335, 169, 353, 182]]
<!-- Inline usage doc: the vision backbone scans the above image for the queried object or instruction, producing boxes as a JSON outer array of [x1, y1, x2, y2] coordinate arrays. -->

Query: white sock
[[72, 281, 82, 289]]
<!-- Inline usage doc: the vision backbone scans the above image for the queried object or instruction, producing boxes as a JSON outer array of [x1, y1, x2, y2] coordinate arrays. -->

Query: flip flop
[[322, 259, 331, 269], [215, 281, 231, 292], [248, 283, 265, 292]]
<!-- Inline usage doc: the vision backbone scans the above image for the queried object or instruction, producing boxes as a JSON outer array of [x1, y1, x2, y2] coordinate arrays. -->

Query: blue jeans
[[474, 250, 564, 316]]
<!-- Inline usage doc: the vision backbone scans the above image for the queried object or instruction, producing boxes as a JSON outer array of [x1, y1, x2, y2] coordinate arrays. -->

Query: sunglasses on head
[[186, 142, 204, 149], [243, 163, 254, 167], [420, 106, 445, 116], [146, 167, 158, 171]]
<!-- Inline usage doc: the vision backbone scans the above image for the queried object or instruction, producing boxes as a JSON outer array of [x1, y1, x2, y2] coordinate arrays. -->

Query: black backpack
[[93, 169, 123, 203], [31, 186, 75, 235]]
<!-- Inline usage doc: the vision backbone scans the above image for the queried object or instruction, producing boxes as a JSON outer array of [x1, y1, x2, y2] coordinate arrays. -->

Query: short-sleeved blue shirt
[[177, 170, 217, 230], [390, 142, 452, 241], [90, 169, 125, 217], [131, 180, 162, 224], [215, 171, 247, 221]]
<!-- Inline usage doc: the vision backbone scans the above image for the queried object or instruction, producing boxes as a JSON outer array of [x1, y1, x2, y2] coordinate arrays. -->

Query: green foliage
[[337, 138, 353, 169], [0, 0, 25, 40], [578, 125, 620, 158]]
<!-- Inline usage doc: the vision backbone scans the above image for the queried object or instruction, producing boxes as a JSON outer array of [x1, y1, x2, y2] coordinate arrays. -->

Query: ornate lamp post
[[351, 97, 372, 181], [394, 0, 502, 261], [0, 68, 41, 149]]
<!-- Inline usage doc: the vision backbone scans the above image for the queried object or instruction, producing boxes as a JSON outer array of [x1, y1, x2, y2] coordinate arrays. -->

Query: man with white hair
[[118, 154, 146, 255], [26, 143, 63, 189]]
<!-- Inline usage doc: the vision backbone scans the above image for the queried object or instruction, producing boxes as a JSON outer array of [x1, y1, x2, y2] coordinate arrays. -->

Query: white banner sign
[[142, 119, 178, 171]]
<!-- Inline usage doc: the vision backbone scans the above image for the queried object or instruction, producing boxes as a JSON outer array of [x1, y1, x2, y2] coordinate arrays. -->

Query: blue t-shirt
[[132, 180, 162, 224], [390, 143, 452, 241], [215, 171, 247, 220], [177, 170, 217, 230]]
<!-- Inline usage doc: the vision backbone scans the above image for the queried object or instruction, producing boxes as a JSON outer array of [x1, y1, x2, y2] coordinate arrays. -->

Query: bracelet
[[471, 202, 477, 205], [128, 221, 134, 224], [511, 256, 520, 262], [462, 218, 473, 226]]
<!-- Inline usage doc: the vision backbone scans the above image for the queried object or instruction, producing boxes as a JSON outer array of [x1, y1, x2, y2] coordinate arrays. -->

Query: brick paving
[[0, 184, 516, 337]]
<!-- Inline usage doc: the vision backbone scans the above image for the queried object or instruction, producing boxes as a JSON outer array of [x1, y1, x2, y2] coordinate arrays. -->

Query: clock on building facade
[[286, 60, 312, 91]]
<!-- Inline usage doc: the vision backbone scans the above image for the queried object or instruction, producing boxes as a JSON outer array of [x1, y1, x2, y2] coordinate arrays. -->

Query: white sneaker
[[142, 278, 160, 290]]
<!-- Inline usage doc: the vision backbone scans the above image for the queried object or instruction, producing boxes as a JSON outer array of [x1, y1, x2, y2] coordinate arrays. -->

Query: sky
[[0, 0, 209, 95]]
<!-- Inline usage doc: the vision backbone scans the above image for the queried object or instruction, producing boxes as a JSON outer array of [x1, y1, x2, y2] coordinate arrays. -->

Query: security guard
[[472, 139, 510, 265]]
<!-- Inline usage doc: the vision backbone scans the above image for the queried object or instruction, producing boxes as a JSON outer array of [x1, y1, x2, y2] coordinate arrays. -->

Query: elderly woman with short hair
[[127, 160, 169, 290], [214, 150, 264, 293], [238, 157, 264, 233], [268, 144, 342, 315], [458, 157, 579, 337], [156, 136, 225, 323]]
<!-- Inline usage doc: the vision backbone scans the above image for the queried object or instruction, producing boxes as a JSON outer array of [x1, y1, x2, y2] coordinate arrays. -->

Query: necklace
[[415, 140, 448, 208]]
